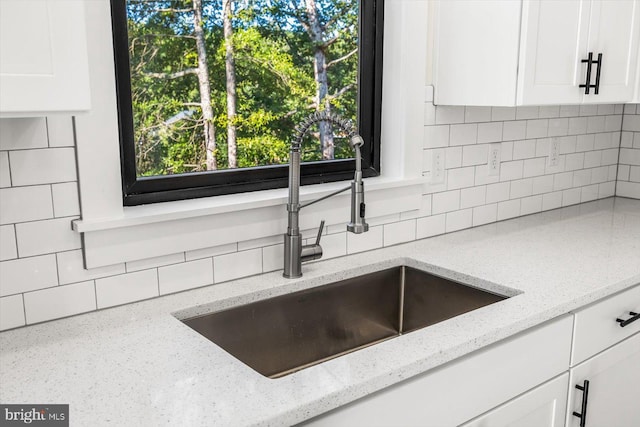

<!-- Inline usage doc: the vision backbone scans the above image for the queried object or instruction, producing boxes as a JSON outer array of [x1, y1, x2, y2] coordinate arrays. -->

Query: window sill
[[73, 176, 423, 233]]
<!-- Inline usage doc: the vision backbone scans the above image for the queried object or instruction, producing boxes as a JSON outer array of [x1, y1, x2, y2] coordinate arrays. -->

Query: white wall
[[617, 105, 640, 198]]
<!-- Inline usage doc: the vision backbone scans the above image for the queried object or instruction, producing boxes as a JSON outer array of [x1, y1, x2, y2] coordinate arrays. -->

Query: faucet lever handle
[[315, 220, 325, 246]]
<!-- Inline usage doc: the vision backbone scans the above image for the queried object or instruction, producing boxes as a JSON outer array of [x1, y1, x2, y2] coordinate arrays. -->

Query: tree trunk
[[223, 0, 238, 168], [305, 0, 334, 160], [192, 0, 217, 170]]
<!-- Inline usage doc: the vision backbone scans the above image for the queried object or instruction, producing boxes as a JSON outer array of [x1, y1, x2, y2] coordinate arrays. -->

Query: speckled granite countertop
[[1, 197, 639, 426]]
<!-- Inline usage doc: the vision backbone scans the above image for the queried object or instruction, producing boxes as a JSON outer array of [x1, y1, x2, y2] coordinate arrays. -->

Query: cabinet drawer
[[571, 284, 640, 365]]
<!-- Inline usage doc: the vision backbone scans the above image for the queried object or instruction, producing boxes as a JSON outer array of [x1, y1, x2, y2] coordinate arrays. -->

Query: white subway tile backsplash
[[532, 175, 554, 195], [432, 190, 460, 214], [497, 199, 521, 220], [542, 191, 563, 211], [51, 182, 80, 217], [562, 188, 582, 206], [460, 186, 486, 209], [568, 117, 588, 135], [502, 121, 526, 141], [605, 115, 622, 132], [559, 136, 577, 154], [510, 178, 533, 199], [96, 269, 158, 309], [591, 166, 609, 184], [601, 148, 619, 166], [516, 106, 539, 120], [523, 157, 546, 178], [599, 181, 616, 198], [581, 185, 599, 203], [9, 147, 76, 186], [262, 244, 284, 273], [573, 169, 592, 187], [158, 258, 213, 294], [445, 146, 463, 169], [24, 281, 96, 324], [584, 151, 602, 168], [0, 118, 48, 150], [576, 134, 595, 152], [580, 105, 598, 116], [436, 106, 465, 124], [0, 185, 53, 225], [424, 125, 450, 148], [450, 123, 477, 146], [539, 106, 560, 119], [617, 165, 631, 181], [46, 117, 75, 147], [0, 225, 17, 261], [0, 151, 10, 187], [127, 252, 185, 273], [526, 119, 548, 139], [384, 220, 416, 247], [447, 166, 475, 190], [0, 294, 25, 331], [630, 166, 640, 182], [347, 225, 383, 254], [597, 105, 615, 116], [486, 182, 510, 203], [465, 106, 492, 123], [57, 249, 125, 285], [553, 172, 574, 191], [317, 232, 346, 260], [185, 243, 237, 261], [594, 133, 612, 150], [0, 254, 57, 296], [462, 144, 489, 167], [622, 114, 640, 131], [587, 116, 606, 134], [477, 122, 502, 143], [548, 118, 569, 136], [0, 295, 25, 331], [472, 203, 497, 226], [520, 195, 543, 215], [500, 160, 524, 181], [16, 217, 81, 257], [445, 209, 472, 232], [214, 248, 262, 283], [9, 148, 77, 186], [565, 153, 584, 171], [416, 214, 445, 239], [491, 107, 516, 122], [560, 105, 580, 118], [513, 140, 536, 160]]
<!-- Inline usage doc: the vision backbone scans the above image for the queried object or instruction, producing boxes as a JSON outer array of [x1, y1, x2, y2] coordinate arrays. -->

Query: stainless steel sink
[[182, 266, 508, 378]]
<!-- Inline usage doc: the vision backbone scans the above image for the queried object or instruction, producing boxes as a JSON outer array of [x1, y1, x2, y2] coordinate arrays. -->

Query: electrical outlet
[[548, 137, 560, 168], [488, 144, 501, 176], [432, 149, 445, 184]]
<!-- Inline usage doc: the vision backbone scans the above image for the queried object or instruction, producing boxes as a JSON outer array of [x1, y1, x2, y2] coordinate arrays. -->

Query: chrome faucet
[[283, 111, 369, 278]]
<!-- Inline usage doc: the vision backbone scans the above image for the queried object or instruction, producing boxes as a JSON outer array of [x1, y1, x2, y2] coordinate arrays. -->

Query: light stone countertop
[[1, 197, 639, 426]]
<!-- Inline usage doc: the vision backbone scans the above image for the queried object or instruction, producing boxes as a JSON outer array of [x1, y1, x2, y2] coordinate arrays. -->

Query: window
[[110, 0, 383, 205]]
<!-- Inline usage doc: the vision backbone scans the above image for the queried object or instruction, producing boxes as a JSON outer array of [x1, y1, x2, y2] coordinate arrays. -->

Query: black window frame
[[110, 0, 384, 206]]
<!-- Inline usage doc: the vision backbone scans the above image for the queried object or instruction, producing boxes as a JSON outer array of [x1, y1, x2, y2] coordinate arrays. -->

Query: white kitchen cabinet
[[434, 0, 640, 106], [301, 316, 573, 427], [566, 333, 640, 427], [460, 374, 569, 427], [0, 0, 91, 117]]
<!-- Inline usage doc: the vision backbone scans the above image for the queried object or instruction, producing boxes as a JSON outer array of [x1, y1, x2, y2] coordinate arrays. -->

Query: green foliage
[[127, 0, 359, 177]]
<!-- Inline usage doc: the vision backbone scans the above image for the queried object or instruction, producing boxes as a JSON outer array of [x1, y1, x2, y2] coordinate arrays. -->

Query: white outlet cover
[[432, 149, 445, 184], [488, 144, 501, 176]]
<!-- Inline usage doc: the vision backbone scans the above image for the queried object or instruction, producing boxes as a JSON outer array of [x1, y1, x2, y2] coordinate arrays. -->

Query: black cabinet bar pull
[[580, 52, 594, 95], [573, 380, 590, 427], [616, 311, 639, 327], [593, 53, 603, 95]]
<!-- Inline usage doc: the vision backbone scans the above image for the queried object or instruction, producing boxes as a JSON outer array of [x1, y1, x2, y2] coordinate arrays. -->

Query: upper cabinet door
[[582, 0, 640, 104], [0, 0, 91, 117], [517, 0, 591, 105]]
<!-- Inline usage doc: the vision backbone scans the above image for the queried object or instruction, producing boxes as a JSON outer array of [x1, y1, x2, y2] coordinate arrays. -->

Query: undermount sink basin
[[182, 266, 508, 378]]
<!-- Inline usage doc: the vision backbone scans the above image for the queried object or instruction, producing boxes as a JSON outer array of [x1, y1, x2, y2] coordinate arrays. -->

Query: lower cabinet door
[[460, 374, 569, 427], [567, 332, 640, 427]]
